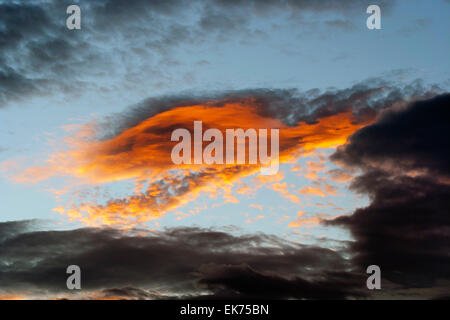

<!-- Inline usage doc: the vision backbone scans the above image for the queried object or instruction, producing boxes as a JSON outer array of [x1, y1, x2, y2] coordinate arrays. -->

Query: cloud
[[0, 1, 94, 106], [0, 0, 398, 107], [332, 94, 450, 178], [0, 220, 367, 299], [97, 287, 167, 300], [3, 82, 434, 226], [298, 186, 326, 197], [328, 93, 450, 288], [270, 182, 301, 204], [0, 219, 40, 242], [195, 262, 364, 300], [249, 203, 263, 210], [288, 211, 336, 228], [327, 169, 353, 183], [206, 0, 395, 14], [6, 82, 428, 226]]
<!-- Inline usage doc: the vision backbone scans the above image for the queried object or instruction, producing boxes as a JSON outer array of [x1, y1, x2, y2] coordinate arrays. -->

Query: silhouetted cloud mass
[[329, 94, 450, 288], [0, 220, 366, 299]]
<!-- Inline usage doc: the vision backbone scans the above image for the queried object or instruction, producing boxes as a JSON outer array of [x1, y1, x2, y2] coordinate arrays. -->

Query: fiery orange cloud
[[8, 99, 373, 226]]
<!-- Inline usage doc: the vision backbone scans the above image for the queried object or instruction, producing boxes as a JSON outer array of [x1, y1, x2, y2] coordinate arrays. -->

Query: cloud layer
[[0, 220, 366, 299], [0, 0, 395, 107]]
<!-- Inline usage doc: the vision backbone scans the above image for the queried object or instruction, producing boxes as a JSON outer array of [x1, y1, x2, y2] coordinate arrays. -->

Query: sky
[[0, 0, 449, 300]]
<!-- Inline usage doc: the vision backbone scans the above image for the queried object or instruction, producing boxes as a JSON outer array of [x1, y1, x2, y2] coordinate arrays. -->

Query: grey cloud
[[99, 287, 168, 300], [195, 263, 365, 300], [0, 221, 367, 299], [2, 218, 445, 299], [0, 219, 39, 243], [208, 0, 394, 14], [0, 0, 397, 108]]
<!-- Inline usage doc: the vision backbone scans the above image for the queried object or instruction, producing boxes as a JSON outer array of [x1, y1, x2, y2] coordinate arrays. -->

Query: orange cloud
[[270, 182, 301, 204], [245, 214, 265, 224], [288, 211, 334, 228], [6, 99, 372, 226], [302, 156, 328, 180], [249, 203, 263, 210], [298, 186, 326, 197], [298, 180, 338, 198]]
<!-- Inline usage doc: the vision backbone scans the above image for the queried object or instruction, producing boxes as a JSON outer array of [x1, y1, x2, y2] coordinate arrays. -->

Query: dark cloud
[[328, 94, 450, 288], [0, 1, 96, 106], [195, 263, 365, 300], [99, 287, 167, 300], [0, 0, 397, 108], [0, 221, 367, 299], [332, 94, 450, 178], [0, 219, 39, 243]]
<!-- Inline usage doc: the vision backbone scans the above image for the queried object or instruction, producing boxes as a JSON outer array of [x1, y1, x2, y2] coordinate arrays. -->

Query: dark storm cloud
[[0, 221, 367, 299], [328, 94, 450, 288], [332, 94, 450, 177], [0, 0, 397, 108], [195, 263, 365, 300]]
